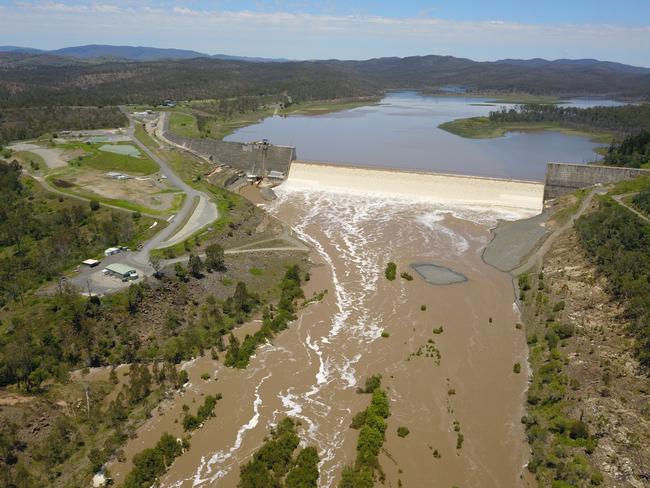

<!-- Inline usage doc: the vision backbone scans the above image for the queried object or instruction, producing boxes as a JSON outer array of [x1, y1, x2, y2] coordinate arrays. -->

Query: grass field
[[485, 94, 562, 104], [439, 116, 614, 144], [279, 97, 380, 116], [14, 150, 46, 172], [57, 141, 159, 175], [168, 112, 202, 138]]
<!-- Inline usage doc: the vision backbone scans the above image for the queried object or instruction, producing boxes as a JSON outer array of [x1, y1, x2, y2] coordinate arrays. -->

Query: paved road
[[63, 110, 220, 295], [118, 107, 218, 269], [613, 192, 650, 225]]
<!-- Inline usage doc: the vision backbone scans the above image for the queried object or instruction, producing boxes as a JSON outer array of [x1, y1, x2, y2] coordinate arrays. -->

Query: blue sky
[[1, 1, 649, 66]]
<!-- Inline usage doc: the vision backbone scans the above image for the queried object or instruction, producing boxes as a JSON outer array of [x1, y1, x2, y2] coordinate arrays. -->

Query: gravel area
[[410, 262, 468, 285]]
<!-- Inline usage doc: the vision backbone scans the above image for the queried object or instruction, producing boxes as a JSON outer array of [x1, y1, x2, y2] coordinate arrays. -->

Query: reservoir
[[225, 92, 624, 181]]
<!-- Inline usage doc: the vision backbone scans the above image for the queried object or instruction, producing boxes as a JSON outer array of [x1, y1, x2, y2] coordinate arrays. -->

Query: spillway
[[285, 160, 545, 213]]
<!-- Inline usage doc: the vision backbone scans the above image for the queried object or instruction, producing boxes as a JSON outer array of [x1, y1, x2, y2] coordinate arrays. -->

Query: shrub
[[205, 243, 226, 272], [553, 301, 566, 312], [590, 472, 604, 485], [420, 305, 427, 311], [569, 420, 589, 440], [400, 272, 413, 281], [385, 262, 397, 281], [513, 362, 521, 374], [381, 330, 390, 338], [183, 394, 220, 432], [554, 323, 574, 339], [397, 427, 410, 438], [89, 199, 100, 211], [350, 411, 367, 429], [360, 374, 382, 394], [122, 433, 185, 488], [456, 433, 464, 449]]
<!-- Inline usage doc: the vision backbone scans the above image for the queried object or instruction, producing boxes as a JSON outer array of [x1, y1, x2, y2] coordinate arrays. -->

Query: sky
[[1, 1, 650, 66]]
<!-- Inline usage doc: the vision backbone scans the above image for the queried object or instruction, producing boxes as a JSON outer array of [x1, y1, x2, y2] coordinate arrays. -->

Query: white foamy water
[[163, 178, 535, 488], [261, 182, 533, 487], [174, 372, 272, 488]]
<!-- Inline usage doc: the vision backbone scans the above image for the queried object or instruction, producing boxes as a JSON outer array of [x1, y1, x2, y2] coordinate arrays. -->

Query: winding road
[[118, 108, 219, 268]]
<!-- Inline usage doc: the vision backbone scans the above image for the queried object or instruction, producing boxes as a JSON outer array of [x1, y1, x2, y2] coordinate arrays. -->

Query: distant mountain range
[[0, 44, 288, 63], [0, 45, 648, 74], [494, 58, 650, 75], [0, 47, 649, 107]]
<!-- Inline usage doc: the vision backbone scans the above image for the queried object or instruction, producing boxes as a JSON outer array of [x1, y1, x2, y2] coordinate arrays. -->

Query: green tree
[[149, 254, 163, 278], [188, 254, 204, 278], [174, 263, 187, 282], [205, 243, 226, 272], [385, 262, 397, 281]]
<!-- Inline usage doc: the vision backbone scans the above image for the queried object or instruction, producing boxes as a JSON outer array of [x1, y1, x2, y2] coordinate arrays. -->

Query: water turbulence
[[154, 169, 534, 487]]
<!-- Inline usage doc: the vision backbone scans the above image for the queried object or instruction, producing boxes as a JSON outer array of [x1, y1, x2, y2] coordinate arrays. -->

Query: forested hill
[[330, 55, 650, 98], [0, 56, 382, 107], [1, 52, 649, 108]]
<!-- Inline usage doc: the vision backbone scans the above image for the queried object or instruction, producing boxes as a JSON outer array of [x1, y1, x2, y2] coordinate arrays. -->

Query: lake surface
[[225, 92, 625, 181]]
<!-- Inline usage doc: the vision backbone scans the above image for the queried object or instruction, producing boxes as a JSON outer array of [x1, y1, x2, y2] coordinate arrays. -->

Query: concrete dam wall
[[162, 117, 295, 175], [545, 163, 650, 200], [286, 161, 545, 212]]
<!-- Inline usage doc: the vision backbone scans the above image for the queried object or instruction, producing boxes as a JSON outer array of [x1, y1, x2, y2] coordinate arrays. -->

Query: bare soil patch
[[60, 170, 179, 212]]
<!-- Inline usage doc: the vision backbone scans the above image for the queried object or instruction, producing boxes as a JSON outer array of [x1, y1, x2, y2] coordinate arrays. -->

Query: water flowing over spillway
[[105, 175, 536, 487]]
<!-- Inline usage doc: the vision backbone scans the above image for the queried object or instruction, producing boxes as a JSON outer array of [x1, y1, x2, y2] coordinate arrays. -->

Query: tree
[[233, 282, 251, 313], [205, 243, 226, 272], [89, 199, 100, 211], [188, 254, 203, 278], [149, 254, 163, 279], [385, 262, 396, 281], [174, 263, 187, 282], [126, 283, 144, 315]]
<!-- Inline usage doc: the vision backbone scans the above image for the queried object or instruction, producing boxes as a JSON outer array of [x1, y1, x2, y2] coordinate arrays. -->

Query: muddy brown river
[[108, 185, 532, 487]]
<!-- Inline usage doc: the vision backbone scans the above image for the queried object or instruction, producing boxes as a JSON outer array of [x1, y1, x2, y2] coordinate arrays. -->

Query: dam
[[284, 160, 546, 212]]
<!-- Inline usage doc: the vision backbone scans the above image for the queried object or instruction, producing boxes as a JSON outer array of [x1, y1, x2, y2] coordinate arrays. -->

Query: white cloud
[[2, 3, 650, 66]]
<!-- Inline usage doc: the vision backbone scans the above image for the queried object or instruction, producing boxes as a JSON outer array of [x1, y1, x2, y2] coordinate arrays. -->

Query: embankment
[[286, 160, 545, 212], [161, 114, 295, 175], [544, 162, 650, 200]]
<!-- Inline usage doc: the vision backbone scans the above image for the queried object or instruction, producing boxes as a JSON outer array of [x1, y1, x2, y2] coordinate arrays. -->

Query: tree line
[[576, 197, 650, 370], [605, 130, 650, 168], [489, 104, 650, 168], [238, 417, 319, 488], [0, 160, 143, 305], [340, 376, 390, 488], [488, 103, 650, 135], [0, 106, 127, 144], [225, 265, 304, 368]]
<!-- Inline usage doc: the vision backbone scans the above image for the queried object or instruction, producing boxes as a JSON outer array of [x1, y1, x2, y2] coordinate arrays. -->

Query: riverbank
[[166, 96, 381, 141], [278, 97, 381, 116], [517, 227, 650, 487], [422, 90, 563, 105], [439, 116, 614, 143]]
